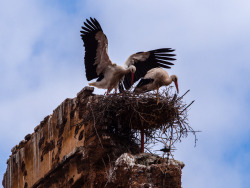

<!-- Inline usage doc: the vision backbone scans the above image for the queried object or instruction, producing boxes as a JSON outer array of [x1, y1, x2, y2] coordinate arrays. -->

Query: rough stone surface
[[2, 87, 184, 188]]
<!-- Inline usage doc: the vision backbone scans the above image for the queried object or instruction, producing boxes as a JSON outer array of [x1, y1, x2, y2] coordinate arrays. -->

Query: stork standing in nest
[[80, 18, 176, 94], [134, 68, 179, 103]]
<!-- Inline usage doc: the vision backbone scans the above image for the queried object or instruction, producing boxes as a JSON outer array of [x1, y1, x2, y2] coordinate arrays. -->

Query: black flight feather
[[135, 78, 154, 89], [81, 18, 103, 81]]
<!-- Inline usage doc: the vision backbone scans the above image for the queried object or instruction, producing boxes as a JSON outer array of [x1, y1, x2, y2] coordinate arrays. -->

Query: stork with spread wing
[[80, 18, 176, 94]]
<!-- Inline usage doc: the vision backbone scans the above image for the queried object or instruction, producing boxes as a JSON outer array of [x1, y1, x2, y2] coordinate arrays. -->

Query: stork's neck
[[164, 75, 175, 85], [121, 64, 128, 69]]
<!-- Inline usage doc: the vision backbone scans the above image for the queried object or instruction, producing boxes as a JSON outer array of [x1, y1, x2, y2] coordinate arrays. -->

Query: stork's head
[[171, 75, 179, 94], [129, 65, 136, 73], [129, 65, 136, 85]]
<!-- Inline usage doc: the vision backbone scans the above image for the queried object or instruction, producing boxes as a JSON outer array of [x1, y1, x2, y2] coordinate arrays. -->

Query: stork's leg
[[141, 129, 144, 153], [157, 87, 159, 104]]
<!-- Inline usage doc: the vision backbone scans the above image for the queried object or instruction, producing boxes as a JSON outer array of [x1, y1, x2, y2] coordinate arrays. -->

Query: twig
[[90, 103, 104, 149]]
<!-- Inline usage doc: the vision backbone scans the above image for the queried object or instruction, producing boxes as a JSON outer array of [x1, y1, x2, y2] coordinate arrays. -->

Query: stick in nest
[[83, 88, 197, 157]]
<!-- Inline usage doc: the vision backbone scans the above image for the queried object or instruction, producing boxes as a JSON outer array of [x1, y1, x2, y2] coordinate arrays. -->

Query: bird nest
[[88, 87, 196, 153]]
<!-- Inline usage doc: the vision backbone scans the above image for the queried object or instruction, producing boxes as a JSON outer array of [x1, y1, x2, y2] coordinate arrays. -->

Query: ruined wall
[[2, 87, 184, 188], [2, 87, 93, 188]]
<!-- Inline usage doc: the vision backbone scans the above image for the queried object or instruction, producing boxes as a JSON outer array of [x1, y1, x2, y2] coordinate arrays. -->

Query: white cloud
[[0, 1, 86, 182]]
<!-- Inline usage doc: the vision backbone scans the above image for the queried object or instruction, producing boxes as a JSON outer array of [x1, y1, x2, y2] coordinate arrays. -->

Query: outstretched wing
[[122, 48, 176, 89], [80, 17, 112, 81]]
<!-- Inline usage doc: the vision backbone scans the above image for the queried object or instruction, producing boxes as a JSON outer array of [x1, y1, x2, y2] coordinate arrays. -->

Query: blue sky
[[1, 0, 250, 187]]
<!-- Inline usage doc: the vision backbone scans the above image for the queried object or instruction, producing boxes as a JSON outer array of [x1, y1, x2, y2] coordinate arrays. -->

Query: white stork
[[80, 18, 176, 94], [134, 68, 179, 103]]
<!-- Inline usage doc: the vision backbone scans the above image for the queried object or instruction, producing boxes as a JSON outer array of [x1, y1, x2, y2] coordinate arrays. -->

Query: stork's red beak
[[174, 80, 179, 94], [131, 72, 134, 85]]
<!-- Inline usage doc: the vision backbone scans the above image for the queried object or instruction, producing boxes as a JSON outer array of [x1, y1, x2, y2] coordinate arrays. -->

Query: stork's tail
[[118, 82, 124, 93]]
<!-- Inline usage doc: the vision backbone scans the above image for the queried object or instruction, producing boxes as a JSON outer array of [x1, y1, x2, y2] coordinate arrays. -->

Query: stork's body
[[134, 68, 179, 94], [80, 18, 176, 94], [89, 64, 135, 93]]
